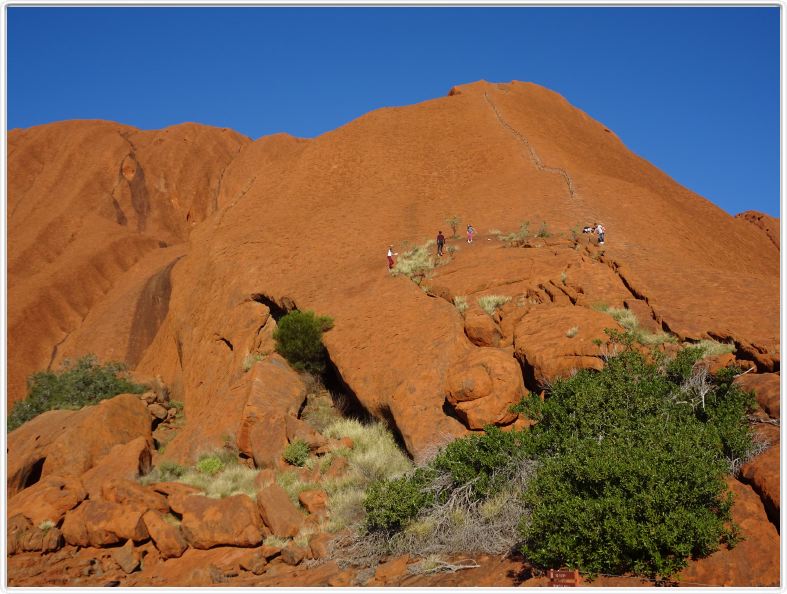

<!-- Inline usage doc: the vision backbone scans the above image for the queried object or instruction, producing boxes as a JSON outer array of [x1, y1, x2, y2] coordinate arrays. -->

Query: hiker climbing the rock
[[596, 222, 605, 245], [436, 230, 445, 256], [387, 245, 398, 270], [466, 224, 475, 244]]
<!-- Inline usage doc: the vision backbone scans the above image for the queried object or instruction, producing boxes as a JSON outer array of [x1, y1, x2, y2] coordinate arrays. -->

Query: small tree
[[273, 310, 334, 375], [446, 215, 461, 239]]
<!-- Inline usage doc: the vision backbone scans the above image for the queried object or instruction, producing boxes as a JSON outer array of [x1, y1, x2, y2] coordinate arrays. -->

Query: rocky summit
[[7, 81, 779, 587]]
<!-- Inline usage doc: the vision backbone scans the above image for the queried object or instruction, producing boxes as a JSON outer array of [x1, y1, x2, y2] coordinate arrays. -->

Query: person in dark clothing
[[436, 231, 445, 256]]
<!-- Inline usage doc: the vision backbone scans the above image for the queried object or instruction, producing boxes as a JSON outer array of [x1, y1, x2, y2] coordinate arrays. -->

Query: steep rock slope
[[7, 121, 249, 405]]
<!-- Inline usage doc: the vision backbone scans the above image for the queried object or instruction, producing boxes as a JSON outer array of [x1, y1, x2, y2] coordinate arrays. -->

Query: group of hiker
[[389, 222, 605, 270], [582, 222, 606, 245]]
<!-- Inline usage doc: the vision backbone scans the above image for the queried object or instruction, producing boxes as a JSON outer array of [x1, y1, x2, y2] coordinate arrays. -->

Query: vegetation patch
[[392, 241, 439, 284], [9, 354, 146, 431], [690, 338, 736, 358], [453, 295, 468, 314], [595, 305, 676, 347], [283, 439, 310, 467], [274, 310, 334, 375], [499, 221, 530, 245], [358, 336, 757, 580], [477, 294, 510, 315]]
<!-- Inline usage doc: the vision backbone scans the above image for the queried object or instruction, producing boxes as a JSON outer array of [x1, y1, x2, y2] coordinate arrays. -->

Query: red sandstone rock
[[298, 489, 328, 516], [741, 443, 780, 526], [280, 542, 308, 566], [285, 415, 327, 450], [41, 394, 152, 480], [256, 484, 303, 538], [179, 494, 263, 549], [142, 511, 187, 559], [308, 532, 333, 559], [464, 306, 502, 347], [734, 372, 780, 418], [80, 437, 153, 499], [445, 348, 525, 429], [149, 482, 201, 515], [7, 475, 86, 526], [514, 305, 621, 385], [679, 478, 779, 586], [368, 555, 411, 586], [239, 551, 269, 575], [101, 479, 169, 514], [61, 501, 148, 547], [111, 540, 141, 574]]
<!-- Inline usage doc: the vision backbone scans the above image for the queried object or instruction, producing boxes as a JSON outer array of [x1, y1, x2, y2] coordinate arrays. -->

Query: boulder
[[7, 475, 86, 526], [7, 514, 32, 555], [148, 482, 202, 515], [40, 394, 152, 480], [281, 542, 309, 566], [309, 532, 333, 559], [80, 437, 154, 499], [7, 409, 81, 496], [142, 510, 188, 559], [514, 305, 619, 385], [285, 415, 327, 450], [237, 355, 308, 467], [61, 500, 149, 547], [100, 479, 169, 514], [239, 551, 269, 575], [463, 306, 502, 347], [111, 539, 141, 574], [256, 483, 303, 538], [734, 372, 780, 419], [445, 348, 525, 429], [298, 489, 329, 517], [180, 494, 263, 549], [41, 527, 64, 553], [741, 443, 780, 527]]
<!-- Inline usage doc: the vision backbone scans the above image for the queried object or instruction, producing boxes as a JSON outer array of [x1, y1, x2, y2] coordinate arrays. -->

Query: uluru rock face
[[7, 80, 780, 586]]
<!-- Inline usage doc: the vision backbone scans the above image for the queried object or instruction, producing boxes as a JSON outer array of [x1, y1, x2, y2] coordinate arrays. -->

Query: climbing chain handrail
[[483, 92, 578, 200]]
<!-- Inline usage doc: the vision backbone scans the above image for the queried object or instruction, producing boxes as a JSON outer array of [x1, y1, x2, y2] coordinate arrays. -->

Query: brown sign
[[547, 568, 580, 587]]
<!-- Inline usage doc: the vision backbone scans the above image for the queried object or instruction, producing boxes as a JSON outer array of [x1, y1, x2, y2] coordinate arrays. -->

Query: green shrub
[[283, 439, 310, 466], [518, 345, 753, 579], [365, 468, 436, 532], [196, 455, 224, 476], [536, 221, 551, 238], [273, 310, 334, 375], [9, 354, 145, 431]]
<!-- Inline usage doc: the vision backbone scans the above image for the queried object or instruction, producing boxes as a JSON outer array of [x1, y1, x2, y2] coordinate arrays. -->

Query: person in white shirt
[[596, 223, 605, 245], [387, 245, 397, 270]]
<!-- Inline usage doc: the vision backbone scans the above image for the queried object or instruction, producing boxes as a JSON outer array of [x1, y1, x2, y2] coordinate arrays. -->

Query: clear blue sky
[[7, 6, 780, 218]]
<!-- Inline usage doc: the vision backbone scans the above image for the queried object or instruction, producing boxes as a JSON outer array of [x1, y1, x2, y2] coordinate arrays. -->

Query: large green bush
[[518, 346, 754, 579], [361, 337, 756, 580], [273, 310, 334, 374], [9, 354, 145, 431]]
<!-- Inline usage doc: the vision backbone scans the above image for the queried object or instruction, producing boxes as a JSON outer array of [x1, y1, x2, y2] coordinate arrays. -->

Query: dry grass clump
[[392, 241, 437, 283], [477, 295, 511, 316], [321, 418, 413, 532], [594, 304, 676, 347], [690, 339, 736, 358], [499, 221, 530, 244], [453, 295, 468, 314]]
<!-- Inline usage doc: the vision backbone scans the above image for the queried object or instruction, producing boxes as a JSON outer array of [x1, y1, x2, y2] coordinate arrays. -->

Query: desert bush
[[9, 354, 145, 431], [392, 241, 437, 283], [598, 306, 676, 347], [518, 344, 754, 579], [691, 338, 736, 358], [242, 352, 264, 372], [500, 221, 530, 244], [477, 294, 510, 315], [365, 468, 437, 532], [284, 439, 310, 467], [536, 221, 551, 238], [446, 215, 461, 238], [196, 455, 224, 476], [273, 310, 334, 375], [453, 295, 468, 314]]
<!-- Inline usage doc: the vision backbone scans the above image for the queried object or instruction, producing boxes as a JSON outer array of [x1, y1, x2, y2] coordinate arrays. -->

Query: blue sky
[[7, 7, 780, 218]]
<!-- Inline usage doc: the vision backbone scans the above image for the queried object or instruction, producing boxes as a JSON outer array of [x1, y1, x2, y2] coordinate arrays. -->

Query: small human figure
[[596, 222, 605, 245], [582, 225, 594, 234], [436, 230, 445, 256], [387, 245, 399, 270], [466, 224, 475, 244]]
